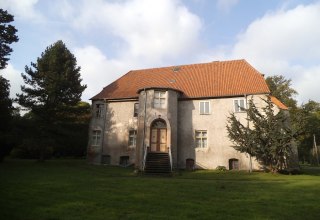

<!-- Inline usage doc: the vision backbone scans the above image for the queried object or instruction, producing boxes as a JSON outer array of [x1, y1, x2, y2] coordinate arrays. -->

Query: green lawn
[[0, 160, 319, 220]]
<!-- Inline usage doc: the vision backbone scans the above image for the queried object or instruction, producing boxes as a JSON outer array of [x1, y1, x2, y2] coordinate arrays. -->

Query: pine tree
[[0, 9, 19, 70], [0, 76, 13, 161], [16, 40, 87, 160], [0, 9, 18, 161], [266, 75, 297, 109], [227, 97, 299, 172]]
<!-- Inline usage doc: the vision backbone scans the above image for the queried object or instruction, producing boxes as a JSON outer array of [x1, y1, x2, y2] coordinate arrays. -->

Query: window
[[234, 99, 246, 112], [92, 130, 101, 146], [101, 155, 111, 165], [128, 130, 137, 147], [95, 104, 104, 118], [133, 103, 139, 117], [195, 130, 207, 148], [154, 91, 166, 108], [199, 101, 210, 114], [120, 156, 129, 166], [229, 158, 239, 170]]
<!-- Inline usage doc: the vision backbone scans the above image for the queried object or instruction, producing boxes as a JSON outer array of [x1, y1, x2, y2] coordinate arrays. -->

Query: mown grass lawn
[[0, 160, 319, 220]]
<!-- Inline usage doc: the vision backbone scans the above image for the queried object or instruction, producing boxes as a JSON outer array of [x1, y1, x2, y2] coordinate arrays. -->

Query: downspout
[[245, 94, 252, 173], [100, 99, 107, 163], [142, 88, 147, 169]]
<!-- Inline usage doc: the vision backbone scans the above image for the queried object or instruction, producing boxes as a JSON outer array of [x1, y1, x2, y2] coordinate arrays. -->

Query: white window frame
[[195, 130, 207, 148], [92, 130, 101, 146], [154, 91, 166, 109], [199, 100, 210, 115], [234, 99, 246, 113], [128, 130, 137, 147], [95, 104, 104, 118]]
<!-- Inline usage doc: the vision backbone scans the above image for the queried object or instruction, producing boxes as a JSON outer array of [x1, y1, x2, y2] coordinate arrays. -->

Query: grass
[[0, 160, 320, 220]]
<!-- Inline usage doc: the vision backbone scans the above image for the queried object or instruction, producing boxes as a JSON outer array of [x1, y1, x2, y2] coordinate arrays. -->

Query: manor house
[[87, 59, 287, 173]]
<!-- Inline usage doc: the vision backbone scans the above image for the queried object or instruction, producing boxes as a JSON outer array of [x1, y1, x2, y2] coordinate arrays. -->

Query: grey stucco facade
[[87, 88, 270, 171]]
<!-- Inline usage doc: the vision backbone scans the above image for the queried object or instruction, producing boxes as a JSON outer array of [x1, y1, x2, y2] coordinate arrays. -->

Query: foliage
[[227, 97, 300, 172], [0, 76, 12, 130], [0, 76, 13, 161], [0, 9, 18, 161], [266, 75, 298, 108], [216, 166, 227, 171], [0, 160, 320, 220], [0, 9, 19, 70], [297, 100, 320, 163], [16, 40, 87, 160], [265, 75, 320, 164]]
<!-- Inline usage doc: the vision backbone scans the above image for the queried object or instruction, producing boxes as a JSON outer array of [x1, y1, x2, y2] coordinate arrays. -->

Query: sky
[[1, 0, 320, 104]]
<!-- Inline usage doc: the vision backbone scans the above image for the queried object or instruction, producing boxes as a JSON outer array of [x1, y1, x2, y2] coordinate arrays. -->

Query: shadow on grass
[[300, 165, 320, 176]]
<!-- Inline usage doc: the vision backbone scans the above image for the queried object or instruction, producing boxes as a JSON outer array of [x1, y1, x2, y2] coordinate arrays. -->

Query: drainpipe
[[100, 99, 107, 164], [142, 88, 147, 169], [245, 94, 252, 173]]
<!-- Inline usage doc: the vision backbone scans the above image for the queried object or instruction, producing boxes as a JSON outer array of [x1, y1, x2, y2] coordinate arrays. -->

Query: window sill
[[195, 147, 209, 152]]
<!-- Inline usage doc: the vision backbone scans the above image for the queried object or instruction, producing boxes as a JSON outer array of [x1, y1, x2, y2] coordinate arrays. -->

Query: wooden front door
[[150, 119, 167, 152]]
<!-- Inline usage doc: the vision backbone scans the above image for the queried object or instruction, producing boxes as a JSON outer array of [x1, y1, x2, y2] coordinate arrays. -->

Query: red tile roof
[[270, 96, 288, 110], [91, 59, 270, 100]]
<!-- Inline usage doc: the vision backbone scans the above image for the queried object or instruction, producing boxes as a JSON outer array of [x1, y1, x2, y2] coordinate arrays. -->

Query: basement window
[[120, 156, 129, 167]]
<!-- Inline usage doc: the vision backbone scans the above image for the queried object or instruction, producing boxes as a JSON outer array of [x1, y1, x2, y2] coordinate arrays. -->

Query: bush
[[216, 166, 227, 171], [277, 169, 302, 175]]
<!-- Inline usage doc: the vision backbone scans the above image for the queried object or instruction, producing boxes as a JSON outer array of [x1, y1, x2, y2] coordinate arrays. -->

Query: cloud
[[228, 2, 320, 103], [0, 63, 24, 99], [294, 65, 320, 103], [60, 0, 203, 64], [216, 0, 239, 13], [65, 0, 204, 100], [0, 0, 43, 21], [73, 46, 129, 102]]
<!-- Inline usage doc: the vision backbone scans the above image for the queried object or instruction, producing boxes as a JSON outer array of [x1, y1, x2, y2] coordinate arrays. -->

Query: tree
[[227, 97, 299, 172], [297, 100, 320, 163], [0, 76, 14, 161], [16, 40, 87, 160], [0, 9, 18, 161], [0, 9, 19, 70], [266, 75, 298, 109]]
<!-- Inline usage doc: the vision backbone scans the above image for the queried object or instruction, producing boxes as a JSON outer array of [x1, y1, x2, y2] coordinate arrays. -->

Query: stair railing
[[168, 146, 173, 172], [142, 144, 147, 171]]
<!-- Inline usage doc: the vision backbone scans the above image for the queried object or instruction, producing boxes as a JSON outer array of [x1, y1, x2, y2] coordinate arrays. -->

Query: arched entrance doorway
[[150, 119, 167, 152]]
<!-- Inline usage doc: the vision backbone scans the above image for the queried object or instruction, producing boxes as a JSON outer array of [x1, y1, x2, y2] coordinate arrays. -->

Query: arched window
[[151, 119, 166, 128]]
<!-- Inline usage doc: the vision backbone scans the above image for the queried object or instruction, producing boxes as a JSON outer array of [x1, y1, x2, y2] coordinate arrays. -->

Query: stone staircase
[[144, 152, 171, 174]]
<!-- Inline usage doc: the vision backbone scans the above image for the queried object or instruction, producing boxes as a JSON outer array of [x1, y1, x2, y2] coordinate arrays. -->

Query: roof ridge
[[91, 59, 270, 100], [129, 59, 247, 72]]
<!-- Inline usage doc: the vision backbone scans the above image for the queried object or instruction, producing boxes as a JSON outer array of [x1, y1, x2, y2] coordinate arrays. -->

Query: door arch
[[150, 119, 167, 152]]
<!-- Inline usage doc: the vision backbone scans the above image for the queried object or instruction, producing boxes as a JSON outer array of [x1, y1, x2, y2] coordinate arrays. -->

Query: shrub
[[216, 166, 227, 171]]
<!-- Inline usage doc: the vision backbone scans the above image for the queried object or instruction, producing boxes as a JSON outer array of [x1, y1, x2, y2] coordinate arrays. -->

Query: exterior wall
[[177, 94, 267, 170], [135, 89, 179, 169], [88, 100, 138, 165], [88, 93, 286, 171], [87, 100, 105, 164]]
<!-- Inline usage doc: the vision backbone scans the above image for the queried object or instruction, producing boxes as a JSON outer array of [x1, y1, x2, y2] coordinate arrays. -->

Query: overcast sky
[[1, 0, 319, 104]]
